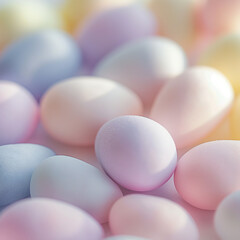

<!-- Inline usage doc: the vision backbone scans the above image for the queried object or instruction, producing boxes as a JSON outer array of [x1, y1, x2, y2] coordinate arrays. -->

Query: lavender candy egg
[[95, 37, 187, 107], [0, 198, 103, 240], [78, 5, 157, 69], [30, 155, 123, 223], [0, 81, 38, 145], [0, 30, 81, 100], [0, 144, 55, 207], [95, 116, 177, 191]]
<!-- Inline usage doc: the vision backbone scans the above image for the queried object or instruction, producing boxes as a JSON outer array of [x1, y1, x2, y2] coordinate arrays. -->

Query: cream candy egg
[[109, 194, 199, 240], [40, 77, 143, 146], [78, 5, 157, 68], [61, 0, 149, 33], [198, 34, 240, 94], [150, 67, 234, 149], [0, 0, 62, 48], [0, 198, 103, 240], [214, 191, 240, 240], [0, 81, 38, 145], [105, 236, 149, 240], [95, 37, 187, 107], [149, 0, 203, 51], [30, 155, 123, 223], [95, 116, 177, 191], [175, 140, 240, 210]]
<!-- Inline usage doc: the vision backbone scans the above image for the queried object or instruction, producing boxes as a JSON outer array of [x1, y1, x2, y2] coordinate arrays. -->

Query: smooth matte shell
[[41, 77, 143, 146], [109, 194, 199, 240], [0, 30, 81, 100], [95, 116, 177, 191], [30, 155, 123, 223], [0, 1, 62, 47], [0, 144, 55, 206], [214, 191, 240, 240], [105, 236, 149, 240], [150, 67, 234, 149], [95, 37, 187, 107], [78, 5, 156, 68], [198, 34, 240, 94], [175, 140, 240, 210], [0, 198, 103, 240], [0, 81, 38, 145]]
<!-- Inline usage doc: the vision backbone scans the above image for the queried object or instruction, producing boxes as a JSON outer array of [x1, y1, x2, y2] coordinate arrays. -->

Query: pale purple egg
[[77, 5, 157, 69], [95, 115, 177, 191], [0, 81, 38, 145], [0, 198, 103, 240]]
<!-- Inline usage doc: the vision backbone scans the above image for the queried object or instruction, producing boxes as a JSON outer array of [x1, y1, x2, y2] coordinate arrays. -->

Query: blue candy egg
[[0, 144, 55, 206], [0, 30, 81, 100]]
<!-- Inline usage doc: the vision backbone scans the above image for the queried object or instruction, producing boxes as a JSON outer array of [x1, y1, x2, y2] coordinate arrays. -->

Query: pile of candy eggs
[[2, 0, 240, 239]]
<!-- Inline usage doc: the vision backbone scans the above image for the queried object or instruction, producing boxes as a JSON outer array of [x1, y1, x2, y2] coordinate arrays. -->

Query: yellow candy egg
[[230, 95, 240, 139], [61, 0, 150, 33], [199, 34, 240, 94], [149, 0, 204, 51], [0, 0, 63, 48]]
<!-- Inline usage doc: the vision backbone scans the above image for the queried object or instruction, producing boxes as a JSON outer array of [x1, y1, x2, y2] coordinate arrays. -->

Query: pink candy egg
[[95, 116, 177, 191], [214, 191, 240, 240], [150, 67, 233, 149], [78, 5, 157, 68], [30, 155, 123, 223], [40, 77, 142, 146], [95, 37, 187, 107], [105, 236, 149, 240], [0, 81, 38, 145], [109, 194, 199, 240], [0, 198, 103, 240], [175, 140, 240, 210]]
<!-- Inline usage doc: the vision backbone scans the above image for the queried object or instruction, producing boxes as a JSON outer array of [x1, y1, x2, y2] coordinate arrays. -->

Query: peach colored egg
[[105, 236, 149, 240], [30, 155, 123, 223], [150, 67, 233, 149], [198, 34, 240, 94], [0, 81, 38, 145], [149, 0, 204, 51], [109, 194, 199, 240], [95, 116, 177, 191], [175, 140, 240, 210], [201, 0, 240, 36], [214, 191, 240, 240], [77, 5, 157, 68], [40, 77, 143, 146], [0, 198, 103, 240], [0, 1, 62, 48], [61, 0, 149, 33], [94, 37, 187, 107]]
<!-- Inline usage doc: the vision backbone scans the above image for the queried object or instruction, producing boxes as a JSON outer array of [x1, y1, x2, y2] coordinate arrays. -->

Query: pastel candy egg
[[0, 81, 38, 145], [0, 144, 55, 206], [198, 34, 240, 94], [175, 140, 240, 210], [78, 5, 157, 68], [230, 95, 240, 139], [105, 236, 149, 240], [40, 77, 143, 146], [61, 0, 148, 33], [149, 0, 204, 51], [150, 67, 234, 149], [200, 0, 240, 36], [0, 0, 62, 48], [0, 30, 81, 100], [0, 198, 103, 240], [95, 37, 187, 107], [109, 194, 199, 240], [214, 191, 240, 240], [95, 116, 177, 191], [30, 155, 123, 223]]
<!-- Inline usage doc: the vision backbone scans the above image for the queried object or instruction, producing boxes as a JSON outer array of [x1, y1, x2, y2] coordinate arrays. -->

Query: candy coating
[[95, 116, 177, 191], [30, 155, 123, 223], [41, 77, 143, 146], [105, 236, 149, 240]]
